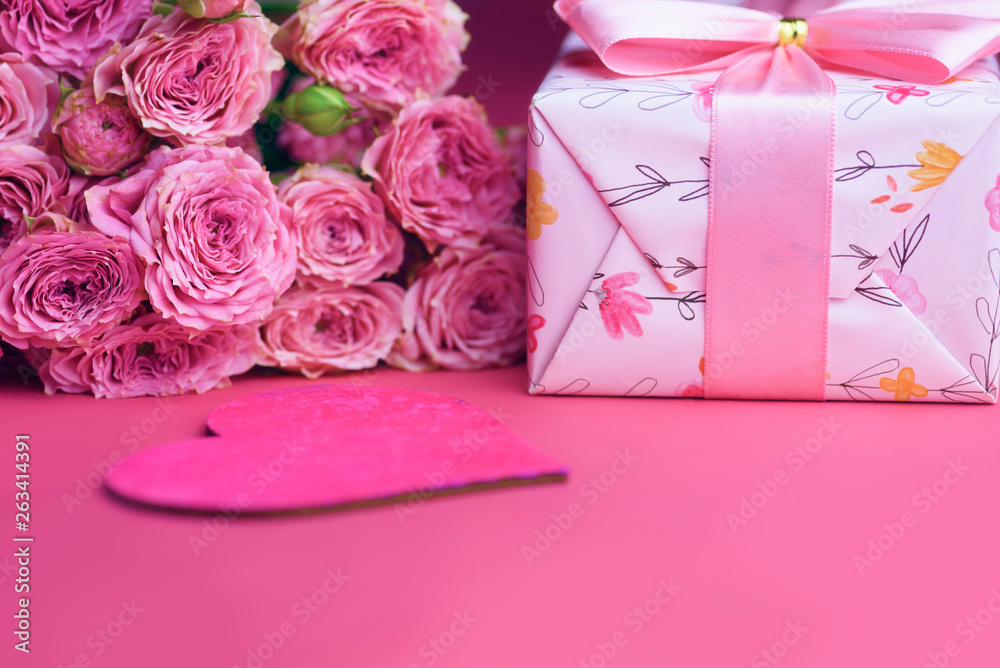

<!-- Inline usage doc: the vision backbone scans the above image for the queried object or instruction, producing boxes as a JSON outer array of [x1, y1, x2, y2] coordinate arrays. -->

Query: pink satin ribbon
[[555, 0, 1000, 401], [706, 45, 835, 400]]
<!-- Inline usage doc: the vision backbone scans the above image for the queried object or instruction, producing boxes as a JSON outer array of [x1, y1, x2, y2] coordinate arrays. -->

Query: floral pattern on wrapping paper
[[834, 140, 963, 197], [910, 141, 963, 192], [879, 367, 928, 402], [873, 85, 929, 105], [870, 174, 913, 214], [986, 175, 1000, 232], [527, 314, 545, 354], [852, 214, 930, 310], [595, 273, 652, 340], [691, 82, 713, 123], [875, 269, 927, 315], [526, 169, 558, 241], [969, 248, 1000, 396], [832, 358, 988, 403], [677, 357, 705, 398]]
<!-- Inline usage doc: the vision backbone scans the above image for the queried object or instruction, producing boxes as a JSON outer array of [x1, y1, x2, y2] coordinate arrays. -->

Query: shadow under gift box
[[526, 32, 1000, 403]]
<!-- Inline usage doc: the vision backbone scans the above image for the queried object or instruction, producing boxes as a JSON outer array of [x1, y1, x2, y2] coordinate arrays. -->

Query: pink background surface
[[4, 364, 1000, 667], [3, 1, 1000, 666]]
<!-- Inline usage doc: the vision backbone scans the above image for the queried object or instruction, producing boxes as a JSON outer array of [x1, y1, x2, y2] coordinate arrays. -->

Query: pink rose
[[0, 0, 151, 80], [0, 223, 143, 349], [278, 164, 404, 287], [0, 53, 59, 148], [389, 223, 527, 371], [259, 280, 404, 378], [86, 145, 297, 329], [53, 86, 152, 176], [362, 96, 519, 250], [93, 9, 284, 146], [276, 0, 468, 113], [0, 144, 70, 254], [37, 314, 260, 398], [275, 78, 380, 167], [178, 0, 253, 19]]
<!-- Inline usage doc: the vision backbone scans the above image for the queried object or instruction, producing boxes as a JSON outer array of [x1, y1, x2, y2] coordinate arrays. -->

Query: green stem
[[57, 75, 76, 104]]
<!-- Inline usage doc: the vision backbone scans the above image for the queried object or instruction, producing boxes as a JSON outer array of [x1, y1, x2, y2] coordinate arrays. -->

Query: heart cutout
[[105, 384, 568, 513]]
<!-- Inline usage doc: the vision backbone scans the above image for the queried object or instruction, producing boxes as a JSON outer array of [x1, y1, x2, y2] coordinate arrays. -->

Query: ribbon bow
[[556, 0, 1000, 84], [554, 0, 1000, 401]]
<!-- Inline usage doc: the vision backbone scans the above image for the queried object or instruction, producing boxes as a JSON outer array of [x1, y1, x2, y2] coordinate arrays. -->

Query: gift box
[[526, 0, 1000, 402]]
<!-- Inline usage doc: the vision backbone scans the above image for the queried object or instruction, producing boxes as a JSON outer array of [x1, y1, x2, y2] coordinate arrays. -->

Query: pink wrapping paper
[[527, 33, 1000, 403]]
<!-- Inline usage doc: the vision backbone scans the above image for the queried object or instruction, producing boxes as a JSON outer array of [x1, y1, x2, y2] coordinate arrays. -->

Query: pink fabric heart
[[105, 384, 568, 513]]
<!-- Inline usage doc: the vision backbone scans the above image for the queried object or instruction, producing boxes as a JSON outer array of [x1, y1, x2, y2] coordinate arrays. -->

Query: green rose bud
[[175, 0, 254, 21], [176, 0, 208, 18], [281, 85, 362, 137]]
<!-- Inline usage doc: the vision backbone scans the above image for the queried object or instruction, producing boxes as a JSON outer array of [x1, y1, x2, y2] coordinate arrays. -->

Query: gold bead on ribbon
[[777, 18, 808, 48]]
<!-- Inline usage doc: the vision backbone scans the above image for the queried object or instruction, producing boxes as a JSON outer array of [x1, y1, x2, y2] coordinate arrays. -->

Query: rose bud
[[275, 77, 382, 167], [177, 0, 252, 20], [281, 84, 361, 137], [53, 86, 152, 176]]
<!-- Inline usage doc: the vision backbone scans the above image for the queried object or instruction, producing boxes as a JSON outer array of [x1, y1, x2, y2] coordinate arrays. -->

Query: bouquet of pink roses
[[0, 0, 527, 398]]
